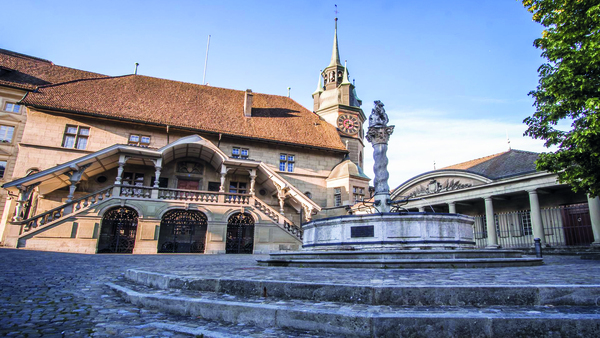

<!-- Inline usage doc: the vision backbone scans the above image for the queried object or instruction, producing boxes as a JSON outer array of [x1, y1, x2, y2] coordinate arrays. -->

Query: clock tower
[[313, 17, 366, 168]]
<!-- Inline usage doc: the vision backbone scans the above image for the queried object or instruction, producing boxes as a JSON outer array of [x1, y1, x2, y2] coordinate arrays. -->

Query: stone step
[[125, 269, 600, 307], [108, 280, 600, 338], [257, 257, 543, 268], [269, 249, 527, 260]]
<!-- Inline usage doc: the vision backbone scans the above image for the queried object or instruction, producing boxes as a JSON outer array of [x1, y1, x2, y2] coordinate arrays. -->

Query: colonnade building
[[390, 149, 600, 250]]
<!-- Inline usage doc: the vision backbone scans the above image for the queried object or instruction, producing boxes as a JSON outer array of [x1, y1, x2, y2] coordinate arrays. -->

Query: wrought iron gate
[[158, 210, 208, 253], [226, 213, 255, 254], [98, 207, 138, 253]]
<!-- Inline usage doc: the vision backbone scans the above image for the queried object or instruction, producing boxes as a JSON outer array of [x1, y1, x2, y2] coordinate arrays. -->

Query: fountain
[[258, 101, 542, 268]]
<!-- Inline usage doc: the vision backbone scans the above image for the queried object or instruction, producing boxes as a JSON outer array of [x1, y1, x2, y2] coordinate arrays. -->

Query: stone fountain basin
[[302, 212, 476, 251]]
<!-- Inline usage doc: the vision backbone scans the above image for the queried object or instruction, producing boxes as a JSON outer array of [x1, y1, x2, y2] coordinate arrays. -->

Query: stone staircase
[[108, 268, 600, 337], [12, 185, 302, 246]]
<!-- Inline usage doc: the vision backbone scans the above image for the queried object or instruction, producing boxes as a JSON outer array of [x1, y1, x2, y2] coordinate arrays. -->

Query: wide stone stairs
[[108, 268, 600, 337]]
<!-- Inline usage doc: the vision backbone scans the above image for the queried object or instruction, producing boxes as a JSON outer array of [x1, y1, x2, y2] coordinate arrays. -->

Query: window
[[0, 125, 14, 143], [128, 134, 151, 147], [232, 147, 249, 159], [353, 186, 365, 203], [121, 172, 145, 195], [62, 125, 89, 150], [279, 153, 295, 172], [520, 211, 533, 236], [0, 160, 6, 178], [208, 182, 220, 192], [229, 181, 247, 194], [150, 176, 169, 188], [334, 187, 342, 207], [4, 102, 22, 113]]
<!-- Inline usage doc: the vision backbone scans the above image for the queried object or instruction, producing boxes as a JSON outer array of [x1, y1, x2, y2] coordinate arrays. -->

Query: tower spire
[[341, 60, 351, 85], [328, 10, 341, 67], [313, 70, 324, 95]]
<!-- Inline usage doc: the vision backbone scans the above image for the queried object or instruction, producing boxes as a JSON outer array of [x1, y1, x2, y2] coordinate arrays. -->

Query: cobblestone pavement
[[1, 249, 599, 338], [0, 249, 327, 338]]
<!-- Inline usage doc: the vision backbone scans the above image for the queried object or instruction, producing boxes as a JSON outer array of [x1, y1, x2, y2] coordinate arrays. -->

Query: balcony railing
[[18, 185, 302, 241]]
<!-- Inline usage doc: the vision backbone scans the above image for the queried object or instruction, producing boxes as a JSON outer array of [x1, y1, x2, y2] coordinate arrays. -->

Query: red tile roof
[[21, 75, 347, 151], [0, 49, 105, 90]]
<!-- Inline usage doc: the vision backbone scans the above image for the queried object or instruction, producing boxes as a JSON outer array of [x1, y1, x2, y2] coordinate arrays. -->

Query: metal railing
[[474, 204, 595, 248]]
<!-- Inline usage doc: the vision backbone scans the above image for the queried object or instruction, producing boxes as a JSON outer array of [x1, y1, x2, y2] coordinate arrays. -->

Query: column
[[12, 188, 26, 222], [448, 202, 456, 214], [484, 196, 499, 248], [219, 165, 227, 193], [528, 189, 546, 246], [588, 195, 600, 247], [153, 160, 163, 188], [249, 169, 256, 196], [66, 182, 78, 203]]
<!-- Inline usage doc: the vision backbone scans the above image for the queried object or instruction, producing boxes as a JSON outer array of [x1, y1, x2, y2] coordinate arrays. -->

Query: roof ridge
[[509, 149, 540, 155], [34, 74, 131, 89], [130, 74, 297, 100], [0, 48, 53, 64], [440, 150, 508, 170]]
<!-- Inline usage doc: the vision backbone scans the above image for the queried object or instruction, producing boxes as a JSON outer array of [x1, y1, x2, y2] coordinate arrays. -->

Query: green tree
[[522, 0, 600, 197]]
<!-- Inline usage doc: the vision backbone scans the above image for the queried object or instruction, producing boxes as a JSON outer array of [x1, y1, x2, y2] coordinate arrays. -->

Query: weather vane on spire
[[335, 4, 338, 21]]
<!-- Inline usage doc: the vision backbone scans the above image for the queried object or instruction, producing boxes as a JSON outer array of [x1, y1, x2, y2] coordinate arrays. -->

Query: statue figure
[[368, 100, 389, 128]]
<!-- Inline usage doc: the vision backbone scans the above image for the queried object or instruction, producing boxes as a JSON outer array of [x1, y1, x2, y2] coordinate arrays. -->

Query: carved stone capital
[[366, 126, 395, 145]]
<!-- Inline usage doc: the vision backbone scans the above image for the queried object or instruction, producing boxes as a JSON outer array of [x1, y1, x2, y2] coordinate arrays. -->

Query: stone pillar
[[448, 202, 456, 214], [65, 164, 91, 203], [219, 165, 228, 193], [12, 191, 26, 222], [66, 182, 78, 203], [12, 184, 38, 222], [484, 196, 499, 248], [365, 101, 394, 213], [249, 170, 256, 196], [588, 195, 600, 248], [303, 205, 313, 222], [153, 165, 162, 188], [528, 189, 546, 246], [114, 158, 127, 185]]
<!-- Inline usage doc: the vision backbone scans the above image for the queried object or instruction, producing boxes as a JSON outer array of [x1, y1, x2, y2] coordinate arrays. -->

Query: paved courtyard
[[0, 248, 599, 337]]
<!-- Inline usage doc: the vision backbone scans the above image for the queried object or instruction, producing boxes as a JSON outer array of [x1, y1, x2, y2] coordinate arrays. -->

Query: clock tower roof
[[328, 18, 342, 69]]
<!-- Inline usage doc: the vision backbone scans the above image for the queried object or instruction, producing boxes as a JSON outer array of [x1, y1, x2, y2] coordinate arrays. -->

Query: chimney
[[244, 89, 253, 117]]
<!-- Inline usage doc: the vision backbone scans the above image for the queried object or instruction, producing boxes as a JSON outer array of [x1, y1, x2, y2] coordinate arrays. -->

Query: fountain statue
[[366, 100, 395, 213], [258, 101, 542, 268]]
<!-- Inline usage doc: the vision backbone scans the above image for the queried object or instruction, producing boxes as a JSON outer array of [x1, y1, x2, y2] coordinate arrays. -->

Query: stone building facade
[[0, 21, 371, 254]]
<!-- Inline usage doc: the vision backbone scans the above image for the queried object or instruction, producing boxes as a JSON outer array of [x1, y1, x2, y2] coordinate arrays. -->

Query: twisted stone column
[[365, 101, 394, 213]]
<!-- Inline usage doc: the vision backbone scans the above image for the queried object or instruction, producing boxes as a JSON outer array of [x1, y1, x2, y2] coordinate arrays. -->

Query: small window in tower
[[334, 187, 342, 207]]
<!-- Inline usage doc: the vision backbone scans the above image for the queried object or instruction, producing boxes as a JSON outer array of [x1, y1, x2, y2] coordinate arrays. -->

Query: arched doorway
[[226, 213, 255, 254], [158, 210, 208, 253], [98, 207, 139, 253]]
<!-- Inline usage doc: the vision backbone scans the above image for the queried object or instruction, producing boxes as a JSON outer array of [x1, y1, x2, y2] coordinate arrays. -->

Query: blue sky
[[2, 0, 548, 188]]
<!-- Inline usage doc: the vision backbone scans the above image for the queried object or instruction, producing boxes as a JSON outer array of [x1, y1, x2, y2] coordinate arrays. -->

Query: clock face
[[337, 114, 360, 135]]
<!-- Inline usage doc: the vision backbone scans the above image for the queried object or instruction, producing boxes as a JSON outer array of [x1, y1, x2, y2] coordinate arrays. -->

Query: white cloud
[[362, 109, 553, 189]]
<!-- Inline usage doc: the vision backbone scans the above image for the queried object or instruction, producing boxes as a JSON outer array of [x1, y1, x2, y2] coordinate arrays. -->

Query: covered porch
[[0, 135, 319, 254]]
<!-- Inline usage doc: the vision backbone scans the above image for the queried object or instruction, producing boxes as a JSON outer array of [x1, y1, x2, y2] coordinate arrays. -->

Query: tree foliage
[[522, 0, 600, 197]]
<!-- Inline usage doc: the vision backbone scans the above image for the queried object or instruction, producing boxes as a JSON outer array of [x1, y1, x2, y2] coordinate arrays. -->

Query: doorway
[[98, 207, 139, 253], [177, 179, 199, 190], [226, 213, 255, 254], [158, 210, 208, 253]]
